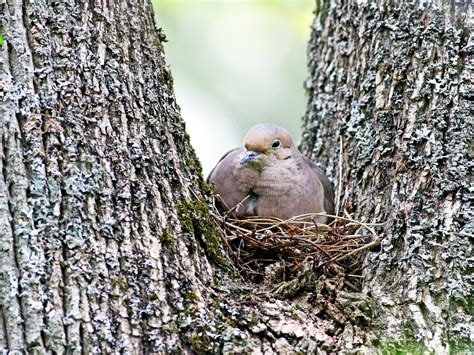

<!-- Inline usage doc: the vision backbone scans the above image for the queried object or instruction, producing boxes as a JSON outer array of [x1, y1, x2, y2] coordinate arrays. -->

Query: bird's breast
[[236, 159, 303, 196]]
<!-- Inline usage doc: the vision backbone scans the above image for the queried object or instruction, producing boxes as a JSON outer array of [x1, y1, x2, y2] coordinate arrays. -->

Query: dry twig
[[210, 195, 382, 284]]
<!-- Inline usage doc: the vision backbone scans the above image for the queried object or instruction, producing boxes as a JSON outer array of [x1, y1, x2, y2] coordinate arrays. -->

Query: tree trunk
[[302, 0, 472, 352], [0, 1, 218, 353], [1, 0, 472, 354]]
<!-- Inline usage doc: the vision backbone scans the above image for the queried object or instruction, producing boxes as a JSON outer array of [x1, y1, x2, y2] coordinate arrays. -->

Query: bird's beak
[[240, 151, 259, 165]]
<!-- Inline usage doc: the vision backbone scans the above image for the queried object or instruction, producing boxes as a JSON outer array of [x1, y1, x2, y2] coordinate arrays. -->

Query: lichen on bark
[[0, 0, 215, 352], [1, 0, 472, 353], [302, 0, 473, 352]]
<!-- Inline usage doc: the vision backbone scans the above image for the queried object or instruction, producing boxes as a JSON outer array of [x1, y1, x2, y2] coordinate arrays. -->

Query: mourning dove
[[208, 124, 334, 223]]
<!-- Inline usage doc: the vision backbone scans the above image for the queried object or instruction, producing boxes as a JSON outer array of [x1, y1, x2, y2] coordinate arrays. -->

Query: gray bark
[[302, 0, 473, 352], [1, 0, 472, 354], [0, 0, 215, 353]]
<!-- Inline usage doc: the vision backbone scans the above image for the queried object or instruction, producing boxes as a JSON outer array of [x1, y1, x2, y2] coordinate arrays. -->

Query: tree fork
[[0, 0, 472, 353]]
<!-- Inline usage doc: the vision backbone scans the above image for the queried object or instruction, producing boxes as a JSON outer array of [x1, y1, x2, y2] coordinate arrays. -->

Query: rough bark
[[2, 0, 472, 354], [0, 0, 218, 353], [302, 0, 473, 352]]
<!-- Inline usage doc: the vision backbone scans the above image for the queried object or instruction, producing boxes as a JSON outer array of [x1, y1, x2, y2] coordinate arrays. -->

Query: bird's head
[[240, 123, 296, 170]]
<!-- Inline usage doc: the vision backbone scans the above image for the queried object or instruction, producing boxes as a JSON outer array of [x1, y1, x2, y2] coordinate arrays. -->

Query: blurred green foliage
[[152, 0, 314, 175]]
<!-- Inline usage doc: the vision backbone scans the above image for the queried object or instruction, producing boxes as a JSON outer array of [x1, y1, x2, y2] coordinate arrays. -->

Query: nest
[[210, 195, 382, 289]]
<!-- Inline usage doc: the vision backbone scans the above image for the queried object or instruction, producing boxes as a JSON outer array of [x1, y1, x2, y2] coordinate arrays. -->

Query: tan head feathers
[[243, 124, 295, 153]]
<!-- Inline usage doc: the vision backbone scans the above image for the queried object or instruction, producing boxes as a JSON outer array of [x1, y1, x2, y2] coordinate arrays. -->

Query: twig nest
[[210, 198, 381, 287]]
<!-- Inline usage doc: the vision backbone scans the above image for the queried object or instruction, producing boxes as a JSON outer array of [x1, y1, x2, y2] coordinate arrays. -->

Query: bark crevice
[[1, 0, 472, 353]]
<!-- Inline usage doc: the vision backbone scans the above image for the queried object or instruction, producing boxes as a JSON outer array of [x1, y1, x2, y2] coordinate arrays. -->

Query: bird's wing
[[207, 147, 248, 212], [303, 156, 335, 216], [206, 147, 241, 183]]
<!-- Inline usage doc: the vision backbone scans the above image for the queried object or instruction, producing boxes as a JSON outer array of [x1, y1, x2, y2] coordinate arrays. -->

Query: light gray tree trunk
[[302, 0, 472, 352], [1, 0, 472, 354], [0, 1, 219, 353]]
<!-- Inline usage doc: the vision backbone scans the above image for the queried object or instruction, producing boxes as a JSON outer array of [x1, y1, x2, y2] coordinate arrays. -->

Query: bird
[[207, 123, 334, 223]]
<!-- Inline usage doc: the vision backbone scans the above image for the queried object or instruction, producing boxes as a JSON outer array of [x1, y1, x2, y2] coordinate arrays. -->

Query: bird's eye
[[271, 139, 281, 148]]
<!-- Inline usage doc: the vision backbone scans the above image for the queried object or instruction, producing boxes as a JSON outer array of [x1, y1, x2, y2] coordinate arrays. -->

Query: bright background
[[152, 0, 315, 175]]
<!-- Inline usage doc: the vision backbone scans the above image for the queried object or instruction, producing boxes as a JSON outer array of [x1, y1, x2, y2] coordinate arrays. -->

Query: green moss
[[376, 338, 473, 354], [248, 316, 259, 327], [177, 198, 228, 268], [182, 290, 199, 302], [185, 150, 204, 179], [162, 322, 180, 336], [180, 131, 206, 182], [212, 274, 222, 286], [199, 180, 215, 196], [176, 290, 220, 353], [187, 332, 214, 353], [378, 340, 427, 354], [160, 228, 173, 245], [288, 307, 299, 320], [111, 277, 129, 290], [314, 0, 330, 22], [174, 287, 260, 353]]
